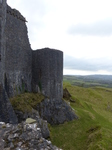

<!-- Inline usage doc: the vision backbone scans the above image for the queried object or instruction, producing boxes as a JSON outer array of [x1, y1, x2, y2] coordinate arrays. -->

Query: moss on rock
[[10, 92, 45, 113]]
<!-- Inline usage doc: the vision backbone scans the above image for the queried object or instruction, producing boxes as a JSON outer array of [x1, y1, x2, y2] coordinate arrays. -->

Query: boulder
[[63, 88, 71, 99], [37, 98, 78, 125]]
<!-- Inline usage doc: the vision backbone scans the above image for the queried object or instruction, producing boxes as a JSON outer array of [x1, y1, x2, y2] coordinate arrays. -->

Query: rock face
[[37, 98, 78, 125], [0, 0, 6, 84], [14, 109, 50, 139], [63, 88, 71, 99], [0, 85, 18, 124], [0, 121, 62, 150], [0, 1, 18, 124]]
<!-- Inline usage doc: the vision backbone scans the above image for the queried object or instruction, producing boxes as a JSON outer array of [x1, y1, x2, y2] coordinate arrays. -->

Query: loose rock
[[0, 121, 62, 150]]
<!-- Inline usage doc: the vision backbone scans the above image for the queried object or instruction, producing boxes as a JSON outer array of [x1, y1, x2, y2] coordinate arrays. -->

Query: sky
[[7, 0, 112, 75]]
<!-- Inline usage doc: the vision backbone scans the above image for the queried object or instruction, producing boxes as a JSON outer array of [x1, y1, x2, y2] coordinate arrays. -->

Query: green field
[[63, 75, 112, 88], [49, 81, 112, 150]]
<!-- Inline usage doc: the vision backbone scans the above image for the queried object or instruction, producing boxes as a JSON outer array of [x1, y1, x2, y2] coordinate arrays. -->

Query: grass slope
[[49, 82, 112, 150]]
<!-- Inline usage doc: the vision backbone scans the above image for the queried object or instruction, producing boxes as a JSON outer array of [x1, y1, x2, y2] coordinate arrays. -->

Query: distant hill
[[63, 75, 112, 88]]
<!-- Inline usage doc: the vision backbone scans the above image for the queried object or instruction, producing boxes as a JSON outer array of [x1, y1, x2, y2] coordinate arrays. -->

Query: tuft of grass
[[10, 92, 44, 113]]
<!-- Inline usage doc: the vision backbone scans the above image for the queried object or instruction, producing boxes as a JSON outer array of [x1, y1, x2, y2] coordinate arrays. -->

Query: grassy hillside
[[49, 82, 112, 150]]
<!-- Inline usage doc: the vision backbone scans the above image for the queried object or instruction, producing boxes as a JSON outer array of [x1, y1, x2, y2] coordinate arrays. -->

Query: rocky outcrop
[[14, 109, 50, 139], [37, 98, 78, 125], [0, 121, 62, 150], [63, 88, 76, 103], [63, 88, 71, 99], [0, 85, 18, 124]]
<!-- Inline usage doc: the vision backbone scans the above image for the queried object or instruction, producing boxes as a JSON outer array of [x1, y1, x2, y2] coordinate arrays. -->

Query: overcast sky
[[7, 0, 112, 75]]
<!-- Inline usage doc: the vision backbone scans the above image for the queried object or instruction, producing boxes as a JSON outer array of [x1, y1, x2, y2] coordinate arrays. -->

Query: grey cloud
[[64, 55, 112, 72], [68, 18, 112, 36]]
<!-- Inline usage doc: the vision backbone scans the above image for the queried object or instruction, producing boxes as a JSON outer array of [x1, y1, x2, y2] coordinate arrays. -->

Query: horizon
[[63, 74, 112, 76], [63, 69, 112, 76]]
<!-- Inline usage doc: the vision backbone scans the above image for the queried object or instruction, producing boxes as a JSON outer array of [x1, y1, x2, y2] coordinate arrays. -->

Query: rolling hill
[[63, 75, 112, 88]]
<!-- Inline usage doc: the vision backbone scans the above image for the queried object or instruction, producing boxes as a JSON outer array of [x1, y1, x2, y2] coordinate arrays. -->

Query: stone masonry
[[0, 0, 18, 123], [0, 0, 78, 124], [32, 48, 63, 100]]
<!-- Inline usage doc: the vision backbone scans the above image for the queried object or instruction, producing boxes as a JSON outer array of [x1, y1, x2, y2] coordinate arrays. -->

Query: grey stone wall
[[0, 3, 2, 83], [0, 0, 7, 86], [0, 1, 18, 124], [0, 84, 18, 123], [0, 1, 75, 124], [7, 5, 27, 22], [32, 48, 63, 101], [4, 5, 32, 97], [32, 49, 78, 125]]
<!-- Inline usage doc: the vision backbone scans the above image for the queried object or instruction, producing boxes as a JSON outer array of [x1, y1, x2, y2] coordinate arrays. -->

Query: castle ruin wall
[[32, 48, 63, 101], [0, 0, 6, 85], [0, 1, 77, 125], [4, 5, 32, 97], [0, 1, 18, 124]]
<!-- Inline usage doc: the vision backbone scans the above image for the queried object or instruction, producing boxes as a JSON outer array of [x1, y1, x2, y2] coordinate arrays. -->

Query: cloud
[[64, 55, 112, 72], [68, 18, 112, 36], [7, 0, 47, 18]]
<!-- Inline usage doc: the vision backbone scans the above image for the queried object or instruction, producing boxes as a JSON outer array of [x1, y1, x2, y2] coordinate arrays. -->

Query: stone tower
[[32, 48, 77, 124], [32, 48, 63, 101]]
